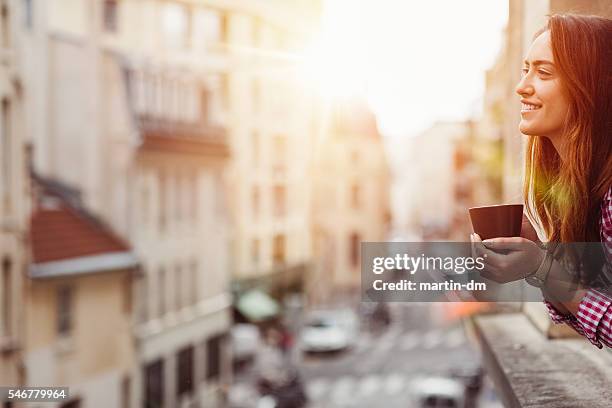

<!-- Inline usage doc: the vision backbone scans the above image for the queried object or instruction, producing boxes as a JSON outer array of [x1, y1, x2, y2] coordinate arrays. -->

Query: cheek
[[544, 98, 570, 126], [543, 83, 570, 118]]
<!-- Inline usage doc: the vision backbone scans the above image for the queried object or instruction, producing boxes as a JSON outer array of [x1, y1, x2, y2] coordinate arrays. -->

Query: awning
[[236, 290, 280, 322]]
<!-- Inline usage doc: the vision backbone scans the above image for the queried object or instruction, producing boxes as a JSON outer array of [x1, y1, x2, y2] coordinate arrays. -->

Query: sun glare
[[298, 0, 369, 100], [298, 0, 508, 137]]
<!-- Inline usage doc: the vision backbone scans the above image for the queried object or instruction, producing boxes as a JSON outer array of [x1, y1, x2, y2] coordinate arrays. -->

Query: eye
[[537, 69, 551, 76], [521, 67, 529, 76]]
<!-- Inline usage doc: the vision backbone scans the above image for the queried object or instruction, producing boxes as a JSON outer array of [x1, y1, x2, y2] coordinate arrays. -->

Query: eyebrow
[[523, 59, 555, 67]]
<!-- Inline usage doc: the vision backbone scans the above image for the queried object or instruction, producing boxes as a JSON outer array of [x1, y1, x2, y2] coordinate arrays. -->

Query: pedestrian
[[471, 13, 611, 349]]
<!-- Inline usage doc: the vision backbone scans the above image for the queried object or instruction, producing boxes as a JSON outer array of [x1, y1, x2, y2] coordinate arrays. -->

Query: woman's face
[[515, 31, 570, 139]]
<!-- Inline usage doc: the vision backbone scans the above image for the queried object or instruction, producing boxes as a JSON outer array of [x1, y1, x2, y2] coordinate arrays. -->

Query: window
[[158, 170, 167, 232], [251, 238, 259, 264], [200, 88, 209, 123], [350, 184, 360, 210], [175, 264, 182, 311], [59, 399, 81, 408], [200, 9, 226, 46], [190, 261, 198, 305], [139, 274, 149, 323], [349, 232, 361, 268], [1, 1, 9, 48], [122, 274, 132, 314], [121, 376, 130, 408], [158, 268, 166, 317], [57, 286, 73, 337], [251, 131, 259, 166], [162, 3, 190, 49], [22, 0, 32, 28], [177, 345, 194, 397], [206, 335, 223, 380], [251, 186, 260, 219], [173, 173, 182, 224], [144, 360, 164, 408], [143, 71, 155, 116], [2, 258, 11, 337], [140, 181, 149, 225], [102, 0, 118, 32], [154, 75, 164, 117], [273, 185, 286, 217], [190, 172, 198, 222], [165, 78, 178, 121], [1, 98, 11, 215], [273, 234, 285, 266], [252, 79, 260, 114], [272, 135, 286, 173], [251, 17, 261, 47], [219, 74, 229, 109]]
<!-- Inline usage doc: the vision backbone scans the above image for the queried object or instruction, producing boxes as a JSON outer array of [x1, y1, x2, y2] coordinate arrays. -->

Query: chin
[[519, 123, 537, 136]]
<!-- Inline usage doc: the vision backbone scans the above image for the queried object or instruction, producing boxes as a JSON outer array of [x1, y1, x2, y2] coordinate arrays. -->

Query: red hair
[[523, 14, 612, 246]]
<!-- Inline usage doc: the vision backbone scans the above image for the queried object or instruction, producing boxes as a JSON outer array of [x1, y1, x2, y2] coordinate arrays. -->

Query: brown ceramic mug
[[468, 204, 523, 240]]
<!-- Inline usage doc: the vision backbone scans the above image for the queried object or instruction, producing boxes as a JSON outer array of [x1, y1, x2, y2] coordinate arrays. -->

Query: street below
[[230, 302, 503, 408]]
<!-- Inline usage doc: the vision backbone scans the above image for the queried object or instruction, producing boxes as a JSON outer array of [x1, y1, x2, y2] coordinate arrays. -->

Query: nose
[[515, 73, 534, 98]]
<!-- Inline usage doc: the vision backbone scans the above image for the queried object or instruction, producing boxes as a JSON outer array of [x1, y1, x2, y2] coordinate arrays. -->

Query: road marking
[[375, 328, 401, 352], [423, 330, 443, 349], [357, 375, 383, 397], [354, 335, 372, 352], [445, 328, 466, 348], [330, 376, 357, 404], [400, 332, 420, 350], [384, 373, 406, 395], [307, 378, 330, 400]]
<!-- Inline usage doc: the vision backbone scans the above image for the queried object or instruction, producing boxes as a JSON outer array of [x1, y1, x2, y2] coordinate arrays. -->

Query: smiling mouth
[[521, 103, 542, 112]]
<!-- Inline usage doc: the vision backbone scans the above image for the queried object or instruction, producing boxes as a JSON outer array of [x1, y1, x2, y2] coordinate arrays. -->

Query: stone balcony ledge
[[469, 313, 612, 408]]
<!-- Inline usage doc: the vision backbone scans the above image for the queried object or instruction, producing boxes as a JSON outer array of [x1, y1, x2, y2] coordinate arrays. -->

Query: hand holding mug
[[470, 234, 545, 283]]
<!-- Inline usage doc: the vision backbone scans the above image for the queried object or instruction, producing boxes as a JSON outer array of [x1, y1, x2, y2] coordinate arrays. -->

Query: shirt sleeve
[[601, 187, 612, 268], [544, 290, 612, 349], [542, 187, 612, 349]]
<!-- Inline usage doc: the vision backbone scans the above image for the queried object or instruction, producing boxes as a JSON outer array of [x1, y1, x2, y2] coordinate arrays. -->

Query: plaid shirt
[[545, 186, 612, 349]]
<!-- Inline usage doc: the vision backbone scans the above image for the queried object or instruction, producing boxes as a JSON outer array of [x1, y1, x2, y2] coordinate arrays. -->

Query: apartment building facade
[[25, 176, 138, 408], [0, 0, 28, 393], [222, 1, 323, 305], [312, 100, 391, 298], [17, 1, 234, 406]]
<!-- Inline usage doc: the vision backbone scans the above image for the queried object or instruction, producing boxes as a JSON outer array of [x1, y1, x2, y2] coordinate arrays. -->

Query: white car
[[300, 312, 352, 353], [409, 376, 465, 408], [231, 323, 261, 362]]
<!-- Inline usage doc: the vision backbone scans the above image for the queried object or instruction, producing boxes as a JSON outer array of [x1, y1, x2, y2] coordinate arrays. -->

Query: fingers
[[481, 237, 526, 251]]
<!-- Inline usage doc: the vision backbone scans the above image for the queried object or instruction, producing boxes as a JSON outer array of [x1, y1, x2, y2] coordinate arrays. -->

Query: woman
[[470, 14, 612, 349]]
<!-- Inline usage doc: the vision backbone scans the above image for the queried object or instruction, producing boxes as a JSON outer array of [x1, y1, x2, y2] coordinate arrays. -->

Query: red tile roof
[[30, 196, 130, 264]]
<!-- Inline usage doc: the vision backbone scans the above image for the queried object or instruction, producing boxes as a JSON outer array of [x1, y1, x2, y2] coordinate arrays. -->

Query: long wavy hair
[[523, 14, 612, 247]]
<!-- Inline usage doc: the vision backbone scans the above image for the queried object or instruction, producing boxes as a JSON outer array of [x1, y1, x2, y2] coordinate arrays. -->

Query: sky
[[302, 0, 509, 138]]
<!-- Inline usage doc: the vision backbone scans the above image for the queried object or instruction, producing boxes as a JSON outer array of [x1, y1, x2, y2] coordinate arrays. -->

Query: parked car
[[409, 376, 466, 408], [231, 323, 261, 363], [300, 311, 353, 353]]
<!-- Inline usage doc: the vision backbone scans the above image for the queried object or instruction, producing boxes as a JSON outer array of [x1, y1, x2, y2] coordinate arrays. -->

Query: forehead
[[525, 30, 553, 63]]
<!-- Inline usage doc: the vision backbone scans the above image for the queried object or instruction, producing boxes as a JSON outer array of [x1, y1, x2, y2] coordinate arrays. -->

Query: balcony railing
[[136, 115, 229, 158]]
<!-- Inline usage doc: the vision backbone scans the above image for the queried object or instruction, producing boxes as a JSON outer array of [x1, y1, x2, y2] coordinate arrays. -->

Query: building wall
[[312, 107, 391, 296], [224, 1, 322, 288], [409, 121, 471, 238], [0, 0, 28, 389], [17, 1, 235, 407], [24, 271, 134, 407]]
